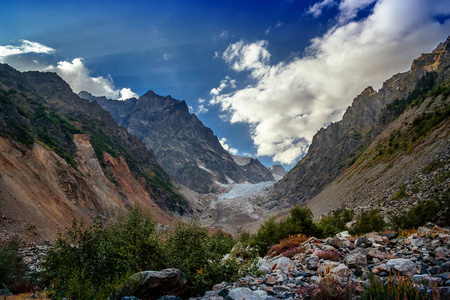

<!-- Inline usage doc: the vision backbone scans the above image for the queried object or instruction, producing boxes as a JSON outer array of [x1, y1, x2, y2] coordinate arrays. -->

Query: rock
[[387, 258, 417, 276], [336, 231, 351, 238], [226, 287, 265, 300], [367, 249, 386, 261], [412, 238, 425, 248], [115, 269, 187, 300], [327, 237, 350, 249], [318, 261, 339, 275], [157, 296, 182, 300], [372, 264, 391, 274], [217, 288, 230, 298], [270, 257, 294, 272], [345, 253, 367, 267], [356, 237, 373, 248], [307, 256, 320, 270], [331, 264, 351, 277]]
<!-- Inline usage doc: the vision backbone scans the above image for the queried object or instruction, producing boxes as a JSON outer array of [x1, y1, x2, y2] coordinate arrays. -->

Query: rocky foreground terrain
[[12, 226, 449, 299], [195, 227, 450, 300]]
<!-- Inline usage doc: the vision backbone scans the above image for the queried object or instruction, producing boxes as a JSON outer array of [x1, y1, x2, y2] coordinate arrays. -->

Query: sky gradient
[[1, 0, 449, 168]]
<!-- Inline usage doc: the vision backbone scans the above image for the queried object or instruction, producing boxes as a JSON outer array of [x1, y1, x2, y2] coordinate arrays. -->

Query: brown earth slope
[[0, 64, 188, 242]]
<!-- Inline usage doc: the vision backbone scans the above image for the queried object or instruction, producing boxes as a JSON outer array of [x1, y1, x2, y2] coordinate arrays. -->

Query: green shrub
[[318, 208, 354, 238], [392, 186, 409, 200], [0, 240, 31, 293], [389, 199, 442, 230], [42, 205, 164, 299], [350, 209, 385, 235], [164, 221, 241, 297], [42, 207, 244, 299], [250, 206, 321, 256]]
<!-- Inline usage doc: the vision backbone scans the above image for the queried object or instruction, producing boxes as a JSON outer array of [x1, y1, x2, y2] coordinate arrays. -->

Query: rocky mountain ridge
[[0, 64, 189, 242], [266, 37, 450, 215], [79, 91, 274, 193]]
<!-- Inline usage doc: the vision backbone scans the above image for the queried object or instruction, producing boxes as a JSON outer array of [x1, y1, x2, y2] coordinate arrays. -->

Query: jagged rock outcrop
[[0, 64, 189, 242], [81, 91, 273, 192], [266, 37, 450, 211], [232, 155, 274, 183]]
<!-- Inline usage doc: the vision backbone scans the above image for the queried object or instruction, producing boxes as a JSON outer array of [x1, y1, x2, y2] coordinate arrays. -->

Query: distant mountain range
[[79, 90, 274, 193]]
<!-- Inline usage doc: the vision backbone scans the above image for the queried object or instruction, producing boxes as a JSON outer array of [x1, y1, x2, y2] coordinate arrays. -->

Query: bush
[[42, 206, 164, 299], [251, 206, 321, 256], [164, 222, 241, 297], [0, 240, 32, 293], [318, 208, 354, 238], [296, 276, 358, 300], [361, 272, 434, 300], [42, 207, 245, 299], [266, 234, 309, 258], [350, 209, 385, 235], [389, 199, 442, 230]]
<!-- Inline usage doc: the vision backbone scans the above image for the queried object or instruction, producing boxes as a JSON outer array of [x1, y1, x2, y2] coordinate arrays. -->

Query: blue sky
[[1, 0, 449, 169]]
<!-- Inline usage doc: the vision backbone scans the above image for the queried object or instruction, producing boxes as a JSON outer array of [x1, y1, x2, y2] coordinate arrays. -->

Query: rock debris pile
[[195, 226, 450, 300]]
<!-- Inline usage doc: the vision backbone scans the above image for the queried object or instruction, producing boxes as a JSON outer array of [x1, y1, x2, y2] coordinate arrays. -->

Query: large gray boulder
[[114, 269, 187, 300], [387, 258, 417, 276]]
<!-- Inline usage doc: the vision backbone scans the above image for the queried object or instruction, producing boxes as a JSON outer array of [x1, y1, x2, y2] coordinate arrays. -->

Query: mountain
[[79, 91, 274, 193], [266, 38, 450, 216], [232, 155, 274, 183], [268, 165, 287, 181], [0, 64, 190, 241]]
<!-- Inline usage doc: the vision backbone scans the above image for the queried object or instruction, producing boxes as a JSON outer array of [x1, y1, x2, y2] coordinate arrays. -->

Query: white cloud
[[163, 53, 171, 61], [0, 40, 54, 57], [306, 0, 337, 18], [210, 75, 236, 96], [213, 51, 219, 59], [198, 98, 205, 103], [196, 104, 209, 114], [211, 0, 450, 164], [276, 22, 283, 28], [118, 88, 138, 100], [0, 41, 139, 101], [338, 0, 376, 23], [265, 27, 271, 35], [219, 137, 238, 155]]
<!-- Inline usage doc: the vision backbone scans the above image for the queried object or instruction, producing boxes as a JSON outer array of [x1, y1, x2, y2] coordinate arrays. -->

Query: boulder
[[226, 287, 265, 300], [327, 237, 350, 249], [114, 269, 187, 300], [356, 236, 373, 248], [270, 257, 294, 272], [345, 253, 367, 268], [387, 258, 416, 276]]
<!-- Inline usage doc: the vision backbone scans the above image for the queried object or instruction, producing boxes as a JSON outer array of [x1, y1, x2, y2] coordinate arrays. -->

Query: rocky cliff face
[[0, 64, 189, 242], [266, 38, 450, 212], [82, 91, 273, 192]]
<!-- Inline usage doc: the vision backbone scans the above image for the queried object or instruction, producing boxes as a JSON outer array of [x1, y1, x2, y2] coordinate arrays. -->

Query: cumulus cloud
[[306, 0, 337, 17], [0, 40, 54, 57], [118, 88, 138, 100], [210, 0, 450, 164], [0, 41, 138, 101], [219, 137, 238, 155]]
